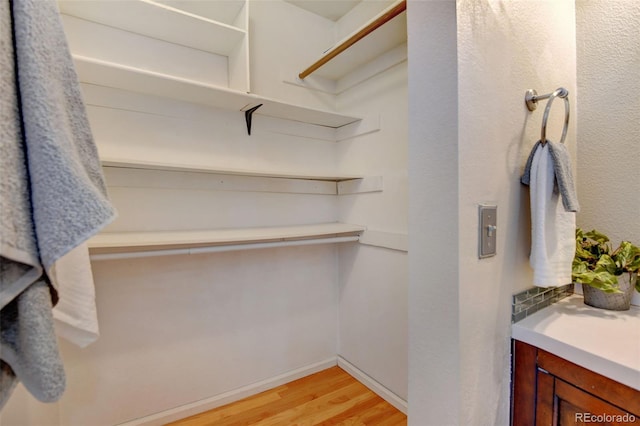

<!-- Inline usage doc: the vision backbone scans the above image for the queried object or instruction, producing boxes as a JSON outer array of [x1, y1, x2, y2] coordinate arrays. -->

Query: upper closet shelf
[[58, 0, 245, 56], [73, 55, 361, 129], [88, 223, 365, 260], [155, 0, 245, 26], [298, 0, 407, 81]]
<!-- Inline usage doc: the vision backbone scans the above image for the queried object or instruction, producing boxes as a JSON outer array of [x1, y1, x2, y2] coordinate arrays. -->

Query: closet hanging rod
[[298, 0, 407, 80], [89, 235, 360, 261]]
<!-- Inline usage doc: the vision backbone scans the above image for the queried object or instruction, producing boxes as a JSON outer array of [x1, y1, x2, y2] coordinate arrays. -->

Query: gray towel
[[521, 140, 580, 213], [0, 281, 64, 406], [0, 0, 116, 407]]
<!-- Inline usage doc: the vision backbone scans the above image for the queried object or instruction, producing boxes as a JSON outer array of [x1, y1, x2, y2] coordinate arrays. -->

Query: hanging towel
[[0, 0, 116, 408], [522, 143, 576, 287], [0, 282, 64, 406], [51, 244, 100, 348], [522, 140, 580, 213]]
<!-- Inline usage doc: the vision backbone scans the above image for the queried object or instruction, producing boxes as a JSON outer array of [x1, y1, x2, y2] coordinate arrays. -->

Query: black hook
[[244, 104, 263, 135]]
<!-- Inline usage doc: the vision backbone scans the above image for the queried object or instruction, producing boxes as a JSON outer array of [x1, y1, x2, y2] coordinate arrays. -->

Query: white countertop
[[512, 295, 640, 391]]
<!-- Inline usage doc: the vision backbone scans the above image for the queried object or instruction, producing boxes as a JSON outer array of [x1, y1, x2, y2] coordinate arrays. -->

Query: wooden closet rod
[[298, 0, 407, 80]]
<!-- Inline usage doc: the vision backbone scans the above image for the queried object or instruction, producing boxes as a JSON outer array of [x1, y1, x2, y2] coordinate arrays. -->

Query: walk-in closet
[[4, 1, 409, 424]]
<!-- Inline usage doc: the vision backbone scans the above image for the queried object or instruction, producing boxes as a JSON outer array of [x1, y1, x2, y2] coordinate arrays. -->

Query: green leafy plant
[[572, 229, 640, 293]]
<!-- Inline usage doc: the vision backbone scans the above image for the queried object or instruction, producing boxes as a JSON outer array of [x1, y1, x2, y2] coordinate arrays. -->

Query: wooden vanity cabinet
[[512, 340, 640, 425]]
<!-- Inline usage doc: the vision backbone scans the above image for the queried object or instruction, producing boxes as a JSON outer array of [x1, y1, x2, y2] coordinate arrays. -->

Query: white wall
[[575, 1, 640, 305], [249, 0, 337, 110], [58, 247, 339, 425], [407, 1, 460, 423], [337, 58, 408, 402], [457, 2, 576, 423], [408, 1, 576, 424], [0, 385, 59, 426]]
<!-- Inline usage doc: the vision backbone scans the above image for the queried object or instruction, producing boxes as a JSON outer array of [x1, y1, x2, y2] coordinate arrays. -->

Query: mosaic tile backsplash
[[512, 284, 574, 323]]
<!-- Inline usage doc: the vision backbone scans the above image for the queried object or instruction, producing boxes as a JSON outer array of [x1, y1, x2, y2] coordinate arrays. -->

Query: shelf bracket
[[244, 104, 263, 135]]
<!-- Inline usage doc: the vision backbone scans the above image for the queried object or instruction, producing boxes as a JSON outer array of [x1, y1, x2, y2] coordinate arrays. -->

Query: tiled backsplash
[[512, 284, 574, 323]]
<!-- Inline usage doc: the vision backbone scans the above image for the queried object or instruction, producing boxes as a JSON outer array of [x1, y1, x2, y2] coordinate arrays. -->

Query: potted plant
[[572, 228, 640, 310]]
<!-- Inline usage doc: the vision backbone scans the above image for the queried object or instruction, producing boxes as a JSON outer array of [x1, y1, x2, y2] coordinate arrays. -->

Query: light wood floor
[[166, 366, 407, 426]]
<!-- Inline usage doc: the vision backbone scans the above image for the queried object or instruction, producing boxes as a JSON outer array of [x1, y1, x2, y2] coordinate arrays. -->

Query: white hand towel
[[51, 243, 100, 348], [529, 144, 575, 287], [521, 140, 580, 212]]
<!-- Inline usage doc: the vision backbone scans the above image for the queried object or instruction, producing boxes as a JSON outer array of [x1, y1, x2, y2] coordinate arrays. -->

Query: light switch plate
[[479, 205, 497, 258]]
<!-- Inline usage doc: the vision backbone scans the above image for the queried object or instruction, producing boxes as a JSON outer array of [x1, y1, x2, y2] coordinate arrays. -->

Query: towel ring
[[525, 87, 570, 145]]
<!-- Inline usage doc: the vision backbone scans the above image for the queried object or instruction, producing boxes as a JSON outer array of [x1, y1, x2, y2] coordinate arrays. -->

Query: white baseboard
[[118, 357, 338, 426], [117, 356, 407, 424], [337, 356, 408, 415]]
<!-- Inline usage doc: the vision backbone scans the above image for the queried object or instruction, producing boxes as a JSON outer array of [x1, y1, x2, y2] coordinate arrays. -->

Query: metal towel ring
[[525, 87, 570, 145]]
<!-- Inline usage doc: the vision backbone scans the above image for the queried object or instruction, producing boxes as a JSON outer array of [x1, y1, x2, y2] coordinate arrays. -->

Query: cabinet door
[[553, 379, 639, 425], [535, 369, 555, 425], [538, 349, 640, 418], [512, 340, 640, 426]]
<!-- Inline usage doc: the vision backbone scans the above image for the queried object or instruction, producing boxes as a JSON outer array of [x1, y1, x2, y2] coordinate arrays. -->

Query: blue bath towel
[[0, 0, 115, 407]]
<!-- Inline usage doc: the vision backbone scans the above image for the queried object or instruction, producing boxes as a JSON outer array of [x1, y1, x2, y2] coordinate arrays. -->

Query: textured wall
[[456, 1, 576, 423], [407, 2, 460, 424], [576, 1, 640, 246], [408, 1, 576, 424]]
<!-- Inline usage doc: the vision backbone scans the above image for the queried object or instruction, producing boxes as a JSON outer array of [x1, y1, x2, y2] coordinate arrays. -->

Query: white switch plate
[[479, 205, 497, 258]]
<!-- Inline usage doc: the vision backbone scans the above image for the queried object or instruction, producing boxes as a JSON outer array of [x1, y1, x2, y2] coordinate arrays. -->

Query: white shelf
[[301, 0, 407, 81], [156, 0, 245, 27], [58, 0, 245, 56], [88, 223, 365, 258], [249, 96, 360, 129], [101, 158, 363, 182], [73, 55, 361, 129]]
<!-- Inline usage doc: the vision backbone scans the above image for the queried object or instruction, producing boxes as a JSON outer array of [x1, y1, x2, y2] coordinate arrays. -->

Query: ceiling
[[283, 0, 362, 21]]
